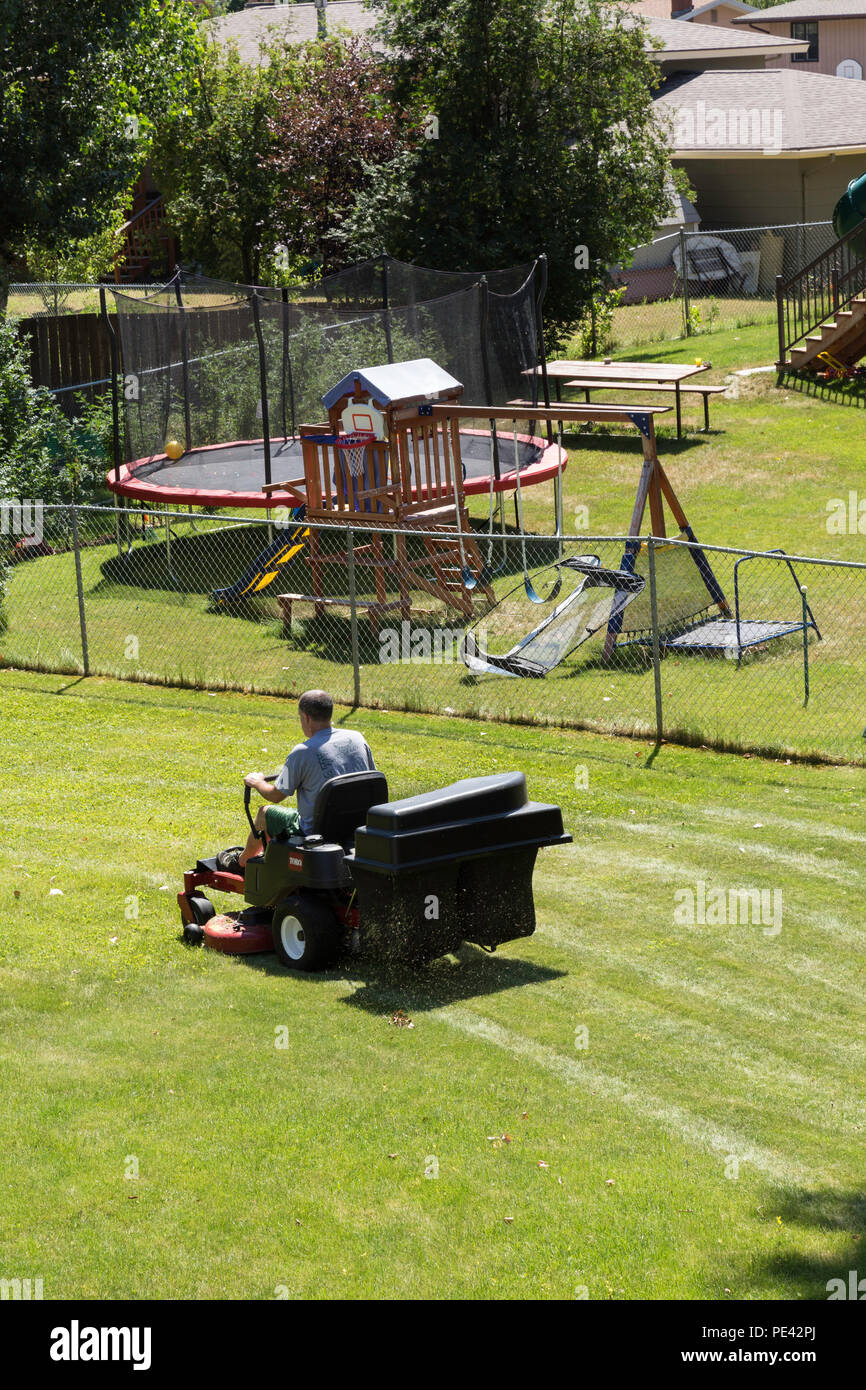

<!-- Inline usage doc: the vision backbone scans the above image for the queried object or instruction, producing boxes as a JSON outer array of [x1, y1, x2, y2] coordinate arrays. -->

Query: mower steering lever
[[244, 772, 280, 840]]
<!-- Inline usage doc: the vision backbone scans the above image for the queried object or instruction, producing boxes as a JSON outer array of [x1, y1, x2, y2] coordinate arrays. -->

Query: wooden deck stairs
[[777, 216, 866, 372]]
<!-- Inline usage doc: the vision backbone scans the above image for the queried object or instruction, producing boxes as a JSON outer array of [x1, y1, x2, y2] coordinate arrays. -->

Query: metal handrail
[[776, 214, 866, 362]]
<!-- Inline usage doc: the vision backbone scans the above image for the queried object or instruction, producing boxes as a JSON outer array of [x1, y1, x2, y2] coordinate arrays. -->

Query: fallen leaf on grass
[[388, 1009, 414, 1028]]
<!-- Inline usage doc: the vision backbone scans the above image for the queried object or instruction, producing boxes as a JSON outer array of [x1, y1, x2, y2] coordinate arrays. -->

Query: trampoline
[[107, 428, 565, 509]]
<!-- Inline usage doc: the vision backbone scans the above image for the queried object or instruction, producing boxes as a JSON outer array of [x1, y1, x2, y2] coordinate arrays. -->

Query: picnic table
[[527, 359, 722, 439]]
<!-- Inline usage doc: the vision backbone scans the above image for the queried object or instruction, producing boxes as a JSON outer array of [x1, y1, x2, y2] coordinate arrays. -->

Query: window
[[837, 59, 863, 80], [791, 21, 819, 63]]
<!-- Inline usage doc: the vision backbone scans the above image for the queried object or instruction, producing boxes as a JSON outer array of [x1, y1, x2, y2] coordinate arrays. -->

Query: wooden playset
[[263, 358, 494, 629]]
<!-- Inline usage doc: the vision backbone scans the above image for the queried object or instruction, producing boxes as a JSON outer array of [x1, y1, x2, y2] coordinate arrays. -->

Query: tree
[[149, 35, 305, 285], [352, 0, 672, 339], [0, 0, 202, 308], [266, 37, 418, 278], [151, 34, 415, 286]]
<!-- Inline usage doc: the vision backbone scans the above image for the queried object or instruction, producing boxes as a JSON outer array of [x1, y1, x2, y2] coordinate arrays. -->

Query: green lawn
[[1, 670, 864, 1299], [610, 295, 778, 356]]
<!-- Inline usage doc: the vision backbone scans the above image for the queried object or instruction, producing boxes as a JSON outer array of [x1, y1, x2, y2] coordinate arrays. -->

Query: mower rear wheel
[[272, 894, 341, 972], [182, 894, 215, 945]]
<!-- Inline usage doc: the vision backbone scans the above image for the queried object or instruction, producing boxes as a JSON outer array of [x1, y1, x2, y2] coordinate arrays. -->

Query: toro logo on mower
[[288, 854, 304, 872]]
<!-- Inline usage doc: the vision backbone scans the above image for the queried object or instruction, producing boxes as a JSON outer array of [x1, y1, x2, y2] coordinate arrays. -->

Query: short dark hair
[[298, 689, 333, 723]]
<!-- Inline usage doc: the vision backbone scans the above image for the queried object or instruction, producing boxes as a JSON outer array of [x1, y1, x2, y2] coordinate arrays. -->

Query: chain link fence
[[3, 503, 864, 765], [609, 222, 837, 353], [6, 282, 157, 318]]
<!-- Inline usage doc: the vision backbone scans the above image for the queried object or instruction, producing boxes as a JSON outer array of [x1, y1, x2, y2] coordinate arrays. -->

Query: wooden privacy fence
[[14, 304, 261, 416], [16, 314, 115, 414]]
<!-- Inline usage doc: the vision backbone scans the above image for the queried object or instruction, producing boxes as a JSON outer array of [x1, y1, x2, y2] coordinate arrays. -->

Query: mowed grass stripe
[[435, 1007, 815, 1187]]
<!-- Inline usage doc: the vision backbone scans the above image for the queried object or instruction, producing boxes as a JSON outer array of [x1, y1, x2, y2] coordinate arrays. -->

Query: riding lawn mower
[[178, 769, 571, 972]]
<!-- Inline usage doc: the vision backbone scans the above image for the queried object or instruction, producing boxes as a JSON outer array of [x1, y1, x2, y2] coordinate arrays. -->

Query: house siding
[[675, 151, 866, 225], [660, 54, 773, 73], [689, 6, 746, 27], [757, 17, 866, 75]]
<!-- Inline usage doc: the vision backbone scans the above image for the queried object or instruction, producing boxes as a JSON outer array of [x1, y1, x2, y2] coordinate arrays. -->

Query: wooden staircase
[[777, 216, 866, 372], [113, 195, 176, 284], [787, 295, 866, 370]]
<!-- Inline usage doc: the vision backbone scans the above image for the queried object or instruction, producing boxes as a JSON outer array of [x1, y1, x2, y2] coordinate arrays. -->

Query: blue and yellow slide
[[211, 510, 309, 606]]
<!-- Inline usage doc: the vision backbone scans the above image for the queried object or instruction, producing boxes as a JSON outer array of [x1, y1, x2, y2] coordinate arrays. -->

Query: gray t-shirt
[[274, 727, 375, 833]]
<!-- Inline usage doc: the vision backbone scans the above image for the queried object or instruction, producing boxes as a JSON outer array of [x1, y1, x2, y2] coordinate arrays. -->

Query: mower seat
[[311, 770, 389, 849]]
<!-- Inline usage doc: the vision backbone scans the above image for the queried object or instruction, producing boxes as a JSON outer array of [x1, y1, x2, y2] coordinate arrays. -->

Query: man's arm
[[243, 772, 288, 803]]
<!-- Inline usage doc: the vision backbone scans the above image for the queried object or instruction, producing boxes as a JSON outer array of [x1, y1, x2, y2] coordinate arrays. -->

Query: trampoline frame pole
[[250, 289, 273, 492], [382, 250, 394, 364], [281, 286, 296, 441], [479, 277, 500, 480], [100, 287, 122, 486], [100, 285, 128, 558], [173, 277, 192, 454], [534, 254, 553, 444]]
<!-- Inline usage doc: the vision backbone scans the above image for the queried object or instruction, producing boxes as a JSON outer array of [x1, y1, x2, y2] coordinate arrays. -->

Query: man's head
[[298, 689, 334, 737]]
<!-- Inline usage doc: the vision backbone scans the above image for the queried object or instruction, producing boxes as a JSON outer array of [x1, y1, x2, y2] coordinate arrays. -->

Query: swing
[[461, 425, 507, 592], [461, 556, 645, 678], [512, 423, 565, 605]]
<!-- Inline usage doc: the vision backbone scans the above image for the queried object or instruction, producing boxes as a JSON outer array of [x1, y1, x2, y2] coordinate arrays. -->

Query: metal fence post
[[69, 503, 90, 676], [647, 535, 663, 743], [679, 227, 691, 336], [800, 584, 810, 707], [345, 525, 362, 707]]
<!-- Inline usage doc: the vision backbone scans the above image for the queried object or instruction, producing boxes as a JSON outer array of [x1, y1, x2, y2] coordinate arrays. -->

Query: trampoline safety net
[[110, 255, 544, 471]]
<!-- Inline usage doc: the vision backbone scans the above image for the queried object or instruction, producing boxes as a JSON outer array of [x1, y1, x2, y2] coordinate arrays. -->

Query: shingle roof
[[733, 0, 866, 21], [642, 12, 808, 51], [208, 2, 381, 63], [657, 67, 866, 152]]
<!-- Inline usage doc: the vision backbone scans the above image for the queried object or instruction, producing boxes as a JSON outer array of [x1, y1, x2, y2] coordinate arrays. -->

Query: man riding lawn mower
[[178, 696, 571, 972]]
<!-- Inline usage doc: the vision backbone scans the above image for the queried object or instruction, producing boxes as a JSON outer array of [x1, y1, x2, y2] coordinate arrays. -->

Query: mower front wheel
[[182, 893, 215, 946], [272, 894, 341, 973]]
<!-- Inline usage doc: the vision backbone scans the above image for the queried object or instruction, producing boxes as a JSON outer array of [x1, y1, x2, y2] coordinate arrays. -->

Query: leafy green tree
[[266, 37, 418, 278], [150, 34, 305, 285], [0, 317, 111, 505], [0, 0, 202, 308], [353, 0, 671, 340], [151, 34, 414, 285]]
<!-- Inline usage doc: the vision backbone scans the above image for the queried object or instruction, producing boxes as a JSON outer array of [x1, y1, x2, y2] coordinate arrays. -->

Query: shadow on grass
[[778, 369, 866, 409], [754, 1188, 866, 1300], [232, 941, 564, 1011]]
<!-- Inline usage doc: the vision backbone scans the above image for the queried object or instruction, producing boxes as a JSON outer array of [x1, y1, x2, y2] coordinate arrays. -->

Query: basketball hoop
[[336, 430, 375, 478]]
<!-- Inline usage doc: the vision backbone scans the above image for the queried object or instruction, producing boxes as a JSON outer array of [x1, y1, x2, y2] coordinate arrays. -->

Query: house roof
[[685, 0, 758, 16], [733, 0, 866, 21], [322, 360, 462, 410], [657, 66, 866, 154], [629, 1, 757, 16], [641, 12, 808, 55], [208, 2, 381, 63]]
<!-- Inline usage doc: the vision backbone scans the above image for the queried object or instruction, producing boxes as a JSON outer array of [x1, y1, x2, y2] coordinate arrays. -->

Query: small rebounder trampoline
[[613, 542, 820, 663]]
